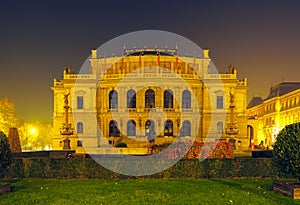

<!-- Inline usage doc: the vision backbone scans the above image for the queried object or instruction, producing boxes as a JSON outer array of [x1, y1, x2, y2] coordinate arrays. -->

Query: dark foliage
[[4, 157, 279, 179], [115, 142, 128, 148], [272, 123, 300, 181], [0, 132, 12, 178]]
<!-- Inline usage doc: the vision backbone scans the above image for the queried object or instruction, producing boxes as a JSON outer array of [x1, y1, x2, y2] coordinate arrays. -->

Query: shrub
[[4, 157, 278, 179], [272, 122, 300, 181], [4, 158, 24, 178], [0, 131, 12, 178], [211, 140, 234, 158], [115, 142, 127, 148]]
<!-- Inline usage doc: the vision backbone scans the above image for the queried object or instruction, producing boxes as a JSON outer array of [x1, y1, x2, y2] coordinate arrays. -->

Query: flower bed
[[159, 140, 234, 159]]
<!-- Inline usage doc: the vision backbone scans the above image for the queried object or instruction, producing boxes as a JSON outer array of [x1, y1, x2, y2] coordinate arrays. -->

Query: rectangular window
[[217, 96, 223, 109], [77, 96, 83, 109]]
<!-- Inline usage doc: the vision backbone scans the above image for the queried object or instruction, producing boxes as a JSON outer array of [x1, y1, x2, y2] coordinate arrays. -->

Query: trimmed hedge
[[3, 157, 283, 179], [0, 131, 12, 178]]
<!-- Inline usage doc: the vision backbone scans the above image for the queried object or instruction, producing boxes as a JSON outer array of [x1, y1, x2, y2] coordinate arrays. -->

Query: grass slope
[[0, 178, 299, 205]]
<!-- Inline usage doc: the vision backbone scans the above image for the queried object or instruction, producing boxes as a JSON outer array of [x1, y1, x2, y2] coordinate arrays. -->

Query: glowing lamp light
[[29, 128, 37, 134]]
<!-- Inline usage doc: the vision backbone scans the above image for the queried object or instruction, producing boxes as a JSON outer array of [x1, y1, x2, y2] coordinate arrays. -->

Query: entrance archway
[[247, 125, 254, 147]]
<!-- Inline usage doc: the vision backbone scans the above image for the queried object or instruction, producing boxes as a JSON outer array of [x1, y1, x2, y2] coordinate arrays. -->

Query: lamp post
[[60, 93, 73, 150], [29, 127, 37, 150], [25, 126, 37, 151]]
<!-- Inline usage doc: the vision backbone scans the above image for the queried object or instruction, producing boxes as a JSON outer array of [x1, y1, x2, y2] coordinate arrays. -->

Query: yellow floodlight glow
[[29, 127, 37, 135]]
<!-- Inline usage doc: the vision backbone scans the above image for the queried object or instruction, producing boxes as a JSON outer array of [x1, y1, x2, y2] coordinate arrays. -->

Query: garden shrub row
[[3, 157, 284, 179]]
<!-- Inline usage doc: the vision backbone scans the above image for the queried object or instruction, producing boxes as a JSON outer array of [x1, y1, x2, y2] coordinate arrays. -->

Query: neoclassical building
[[247, 82, 300, 147], [52, 47, 248, 154]]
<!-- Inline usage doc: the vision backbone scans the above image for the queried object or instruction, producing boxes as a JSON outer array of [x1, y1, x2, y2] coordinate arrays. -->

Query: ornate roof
[[248, 82, 300, 108], [266, 82, 300, 100], [247, 97, 263, 108]]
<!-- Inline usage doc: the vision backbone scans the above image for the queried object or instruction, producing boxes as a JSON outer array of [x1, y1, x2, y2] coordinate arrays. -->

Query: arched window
[[109, 90, 118, 109], [127, 89, 136, 108], [77, 122, 83, 134], [164, 120, 173, 136], [127, 120, 136, 136], [217, 122, 223, 134], [182, 90, 191, 109], [109, 120, 120, 137], [145, 89, 155, 108], [164, 90, 173, 108], [180, 120, 191, 136]]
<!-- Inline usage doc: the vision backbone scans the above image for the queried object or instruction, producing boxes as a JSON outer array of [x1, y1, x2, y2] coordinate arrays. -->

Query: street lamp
[[25, 126, 38, 151], [30, 128, 37, 135]]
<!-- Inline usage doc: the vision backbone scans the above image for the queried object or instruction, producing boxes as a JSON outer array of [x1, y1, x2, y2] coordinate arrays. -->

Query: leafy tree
[[19, 122, 53, 150], [272, 122, 300, 181], [0, 98, 18, 134], [0, 131, 12, 178]]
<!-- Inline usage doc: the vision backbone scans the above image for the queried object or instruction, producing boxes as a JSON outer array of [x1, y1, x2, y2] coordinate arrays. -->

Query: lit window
[[164, 120, 173, 136], [77, 96, 83, 109], [217, 96, 223, 109]]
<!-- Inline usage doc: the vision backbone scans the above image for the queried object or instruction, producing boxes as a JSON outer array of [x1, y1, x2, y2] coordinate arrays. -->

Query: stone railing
[[64, 74, 94, 79], [205, 73, 236, 79], [104, 72, 197, 79]]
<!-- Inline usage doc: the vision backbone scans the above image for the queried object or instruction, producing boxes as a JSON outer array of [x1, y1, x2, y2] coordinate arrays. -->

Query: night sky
[[1, 0, 300, 123]]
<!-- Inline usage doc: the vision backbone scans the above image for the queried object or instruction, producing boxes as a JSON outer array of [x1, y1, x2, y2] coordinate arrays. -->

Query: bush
[[4, 157, 278, 179], [3, 158, 24, 178], [272, 122, 300, 181], [115, 142, 127, 148], [0, 131, 12, 178], [212, 140, 234, 158]]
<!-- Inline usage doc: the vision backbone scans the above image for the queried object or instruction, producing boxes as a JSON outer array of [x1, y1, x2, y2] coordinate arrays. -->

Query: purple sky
[[1, 0, 300, 123]]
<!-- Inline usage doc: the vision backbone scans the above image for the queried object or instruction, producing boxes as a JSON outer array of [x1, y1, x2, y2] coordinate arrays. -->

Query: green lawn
[[0, 178, 299, 205]]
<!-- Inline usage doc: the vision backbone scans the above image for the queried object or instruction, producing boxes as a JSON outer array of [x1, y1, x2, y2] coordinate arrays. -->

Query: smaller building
[[247, 82, 300, 147]]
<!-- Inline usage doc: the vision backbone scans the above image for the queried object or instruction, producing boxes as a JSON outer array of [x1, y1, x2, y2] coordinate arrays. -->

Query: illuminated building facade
[[247, 82, 300, 147], [52, 48, 248, 153]]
